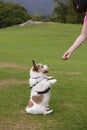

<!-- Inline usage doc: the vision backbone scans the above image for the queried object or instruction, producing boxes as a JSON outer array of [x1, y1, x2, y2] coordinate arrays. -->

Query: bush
[[0, 1, 31, 28], [31, 13, 41, 21]]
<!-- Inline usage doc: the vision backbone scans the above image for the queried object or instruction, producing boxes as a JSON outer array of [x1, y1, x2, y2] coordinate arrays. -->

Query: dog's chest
[[29, 77, 51, 93]]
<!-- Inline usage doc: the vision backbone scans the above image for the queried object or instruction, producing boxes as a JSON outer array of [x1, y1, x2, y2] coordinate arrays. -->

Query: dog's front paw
[[51, 79, 57, 84], [47, 76, 53, 80]]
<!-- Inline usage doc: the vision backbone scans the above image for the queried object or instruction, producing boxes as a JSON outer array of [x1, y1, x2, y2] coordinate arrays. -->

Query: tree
[[0, 1, 31, 28], [31, 13, 41, 21], [53, 0, 84, 24], [54, 0, 68, 23]]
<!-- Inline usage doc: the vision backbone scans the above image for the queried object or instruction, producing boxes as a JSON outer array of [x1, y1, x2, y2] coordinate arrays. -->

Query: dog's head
[[30, 60, 49, 77]]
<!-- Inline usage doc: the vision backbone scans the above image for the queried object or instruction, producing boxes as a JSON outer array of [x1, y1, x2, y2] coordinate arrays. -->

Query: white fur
[[25, 63, 57, 115]]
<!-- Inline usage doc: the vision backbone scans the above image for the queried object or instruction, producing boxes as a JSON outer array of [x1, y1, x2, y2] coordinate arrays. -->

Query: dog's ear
[[32, 60, 36, 68], [32, 60, 38, 71]]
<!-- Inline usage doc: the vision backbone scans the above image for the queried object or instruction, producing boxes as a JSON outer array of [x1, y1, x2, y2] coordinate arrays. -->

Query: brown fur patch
[[32, 95, 44, 104], [27, 101, 33, 108]]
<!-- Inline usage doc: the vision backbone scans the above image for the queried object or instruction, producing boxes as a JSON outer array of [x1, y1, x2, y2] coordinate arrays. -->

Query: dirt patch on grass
[[0, 62, 29, 88], [0, 120, 39, 130], [0, 79, 28, 87], [66, 72, 81, 75], [63, 102, 73, 108], [0, 62, 29, 70], [59, 71, 81, 75]]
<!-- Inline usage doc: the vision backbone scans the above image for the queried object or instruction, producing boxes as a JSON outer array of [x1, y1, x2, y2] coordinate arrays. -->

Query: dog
[[25, 60, 57, 115]]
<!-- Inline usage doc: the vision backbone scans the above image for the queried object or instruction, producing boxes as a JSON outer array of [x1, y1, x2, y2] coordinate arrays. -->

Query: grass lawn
[[0, 23, 87, 130]]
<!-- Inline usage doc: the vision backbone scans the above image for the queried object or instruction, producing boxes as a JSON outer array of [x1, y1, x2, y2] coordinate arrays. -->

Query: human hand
[[62, 51, 71, 60]]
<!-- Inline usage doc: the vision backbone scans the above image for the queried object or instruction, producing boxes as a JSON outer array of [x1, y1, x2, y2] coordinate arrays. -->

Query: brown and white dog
[[25, 60, 57, 115]]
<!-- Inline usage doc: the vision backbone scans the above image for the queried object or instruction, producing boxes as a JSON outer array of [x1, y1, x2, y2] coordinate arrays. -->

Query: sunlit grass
[[0, 23, 87, 130]]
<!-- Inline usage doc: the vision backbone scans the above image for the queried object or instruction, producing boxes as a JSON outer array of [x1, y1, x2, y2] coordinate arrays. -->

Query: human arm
[[62, 24, 87, 60]]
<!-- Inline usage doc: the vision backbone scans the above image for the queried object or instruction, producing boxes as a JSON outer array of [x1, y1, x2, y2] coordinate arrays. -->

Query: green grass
[[0, 23, 87, 130]]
